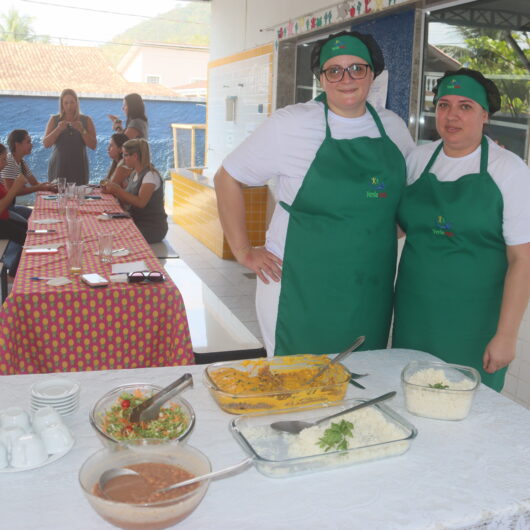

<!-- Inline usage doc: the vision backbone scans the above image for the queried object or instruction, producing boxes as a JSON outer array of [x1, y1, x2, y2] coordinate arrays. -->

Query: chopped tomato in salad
[[101, 390, 188, 441]]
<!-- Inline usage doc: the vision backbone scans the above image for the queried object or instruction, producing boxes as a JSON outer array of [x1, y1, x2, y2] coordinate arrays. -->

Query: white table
[[3, 349, 530, 530]]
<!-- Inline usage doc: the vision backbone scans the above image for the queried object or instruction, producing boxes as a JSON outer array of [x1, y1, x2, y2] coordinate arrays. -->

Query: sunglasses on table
[[127, 271, 165, 283]]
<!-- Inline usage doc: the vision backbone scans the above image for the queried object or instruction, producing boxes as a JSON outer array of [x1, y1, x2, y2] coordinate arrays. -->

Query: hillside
[[101, 2, 210, 66]]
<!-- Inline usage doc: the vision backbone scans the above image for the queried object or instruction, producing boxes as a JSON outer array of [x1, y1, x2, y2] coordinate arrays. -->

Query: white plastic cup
[[57, 178, 67, 195], [32, 406, 63, 434], [98, 233, 113, 264], [0, 426, 25, 454], [10, 433, 48, 468], [0, 407, 31, 432], [57, 194, 67, 217], [39, 423, 73, 455], [67, 216, 82, 242], [67, 240, 84, 275], [0, 441, 7, 469]]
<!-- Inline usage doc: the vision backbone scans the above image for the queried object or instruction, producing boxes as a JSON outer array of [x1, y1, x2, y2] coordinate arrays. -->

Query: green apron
[[274, 100, 406, 355], [393, 137, 508, 391]]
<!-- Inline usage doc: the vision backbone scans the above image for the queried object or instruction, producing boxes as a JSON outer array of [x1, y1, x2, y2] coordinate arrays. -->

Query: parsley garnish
[[318, 419, 354, 452], [428, 382, 449, 389]]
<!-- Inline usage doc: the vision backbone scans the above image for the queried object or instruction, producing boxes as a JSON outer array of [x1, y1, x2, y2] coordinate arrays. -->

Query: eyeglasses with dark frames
[[320, 63, 371, 83], [127, 271, 165, 283]]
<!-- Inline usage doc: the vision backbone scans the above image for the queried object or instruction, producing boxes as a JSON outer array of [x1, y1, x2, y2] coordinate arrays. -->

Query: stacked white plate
[[30, 378, 80, 417]]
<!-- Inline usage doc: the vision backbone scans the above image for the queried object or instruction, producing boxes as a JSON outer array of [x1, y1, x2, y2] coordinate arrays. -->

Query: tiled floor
[[162, 220, 263, 345]]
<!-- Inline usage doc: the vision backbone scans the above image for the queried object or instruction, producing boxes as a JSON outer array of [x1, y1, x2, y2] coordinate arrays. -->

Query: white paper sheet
[[111, 260, 147, 274]]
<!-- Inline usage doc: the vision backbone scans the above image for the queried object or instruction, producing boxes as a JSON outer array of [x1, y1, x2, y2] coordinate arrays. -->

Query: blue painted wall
[[351, 9, 415, 121], [0, 95, 206, 187]]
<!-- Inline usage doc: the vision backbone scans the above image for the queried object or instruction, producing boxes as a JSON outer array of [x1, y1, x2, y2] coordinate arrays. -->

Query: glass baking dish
[[230, 398, 417, 478], [203, 355, 351, 414]]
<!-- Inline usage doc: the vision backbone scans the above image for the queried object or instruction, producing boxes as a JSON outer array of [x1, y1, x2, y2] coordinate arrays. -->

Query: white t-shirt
[[223, 99, 414, 258], [0, 153, 35, 183], [406, 137, 530, 246], [131, 169, 161, 191]]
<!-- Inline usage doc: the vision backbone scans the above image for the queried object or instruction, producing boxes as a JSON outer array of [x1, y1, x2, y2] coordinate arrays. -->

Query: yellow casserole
[[203, 355, 351, 414]]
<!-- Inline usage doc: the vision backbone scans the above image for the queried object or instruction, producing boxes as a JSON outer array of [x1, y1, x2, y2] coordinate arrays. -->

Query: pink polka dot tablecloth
[[0, 192, 194, 375]]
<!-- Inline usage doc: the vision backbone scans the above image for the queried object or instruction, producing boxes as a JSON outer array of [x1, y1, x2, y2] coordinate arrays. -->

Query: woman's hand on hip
[[483, 333, 517, 373], [235, 246, 283, 284]]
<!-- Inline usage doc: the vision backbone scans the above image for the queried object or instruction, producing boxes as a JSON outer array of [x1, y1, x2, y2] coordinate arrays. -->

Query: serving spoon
[[99, 457, 253, 499], [305, 335, 366, 386], [269, 391, 396, 435], [128, 373, 193, 423]]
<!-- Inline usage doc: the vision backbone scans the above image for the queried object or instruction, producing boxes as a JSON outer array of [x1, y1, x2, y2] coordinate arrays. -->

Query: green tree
[[439, 30, 529, 118], [101, 2, 210, 67], [0, 7, 36, 42]]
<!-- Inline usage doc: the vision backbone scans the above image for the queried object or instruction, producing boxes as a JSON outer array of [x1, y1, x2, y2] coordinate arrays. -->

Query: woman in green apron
[[215, 31, 414, 356], [393, 69, 530, 391]]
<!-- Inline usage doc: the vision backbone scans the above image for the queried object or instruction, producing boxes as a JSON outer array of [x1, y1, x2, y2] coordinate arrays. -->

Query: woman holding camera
[[43, 88, 97, 185], [108, 93, 148, 140]]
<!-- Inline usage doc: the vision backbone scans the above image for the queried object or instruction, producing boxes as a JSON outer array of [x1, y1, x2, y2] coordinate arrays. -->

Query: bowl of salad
[[89, 383, 195, 447]]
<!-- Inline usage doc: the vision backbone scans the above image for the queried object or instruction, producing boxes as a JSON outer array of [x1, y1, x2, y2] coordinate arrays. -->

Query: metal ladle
[[99, 457, 253, 499]]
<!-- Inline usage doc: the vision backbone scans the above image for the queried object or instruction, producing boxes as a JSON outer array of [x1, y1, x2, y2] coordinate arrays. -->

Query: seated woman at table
[[101, 133, 131, 188], [0, 143, 28, 247], [392, 68, 530, 391], [0, 130, 55, 222], [102, 139, 167, 243]]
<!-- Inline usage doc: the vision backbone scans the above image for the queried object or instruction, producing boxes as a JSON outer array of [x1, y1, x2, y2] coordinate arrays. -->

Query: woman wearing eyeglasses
[[393, 69, 530, 391], [215, 31, 414, 356], [102, 139, 167, 243]]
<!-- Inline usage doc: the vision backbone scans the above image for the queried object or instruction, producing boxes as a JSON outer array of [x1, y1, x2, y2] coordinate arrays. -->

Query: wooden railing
[[171, 123, 207, 169]]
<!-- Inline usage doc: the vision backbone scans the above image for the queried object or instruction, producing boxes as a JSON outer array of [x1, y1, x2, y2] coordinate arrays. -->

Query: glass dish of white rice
[[230, 398, 417, 478], [401, 361, 480, 421]]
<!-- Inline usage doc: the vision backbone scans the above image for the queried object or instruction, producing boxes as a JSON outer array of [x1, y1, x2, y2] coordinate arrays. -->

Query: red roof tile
[[0, 41, 178, 98]]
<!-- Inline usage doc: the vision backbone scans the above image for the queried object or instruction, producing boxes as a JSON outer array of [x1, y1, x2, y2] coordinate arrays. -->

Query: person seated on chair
[[101, 133, 132, 189], [102, 139, 167, 243], [0, 143, 28, 246], [0, 130, 54, 223]]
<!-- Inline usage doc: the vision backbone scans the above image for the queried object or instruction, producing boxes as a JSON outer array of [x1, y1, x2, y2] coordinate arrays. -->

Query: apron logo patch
[[331, 39, 347, 52], [366, 177, 387, 198], [432, 216, 454, 237]]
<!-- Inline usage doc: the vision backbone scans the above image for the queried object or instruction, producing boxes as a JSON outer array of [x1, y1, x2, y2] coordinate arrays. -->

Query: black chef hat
[[433, 68, 501, 115]]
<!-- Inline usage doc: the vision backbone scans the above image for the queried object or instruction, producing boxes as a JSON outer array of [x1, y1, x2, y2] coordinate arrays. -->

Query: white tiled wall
[[502, 305, 530, 408]]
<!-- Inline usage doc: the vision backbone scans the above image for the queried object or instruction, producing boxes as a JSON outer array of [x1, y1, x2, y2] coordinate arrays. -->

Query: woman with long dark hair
[[0, 129, 54, 222], [43, 88, 97, 184], [108, 93, 148, 139], [0, 143, 27, 245], [103, 132, 131, 188]]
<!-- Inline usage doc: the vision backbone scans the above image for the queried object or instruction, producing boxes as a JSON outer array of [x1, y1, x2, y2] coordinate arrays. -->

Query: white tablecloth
[[3, 349, 530, 530]]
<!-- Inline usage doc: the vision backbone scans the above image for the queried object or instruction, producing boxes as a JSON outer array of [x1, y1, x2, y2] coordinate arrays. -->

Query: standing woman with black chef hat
[[393, 68, 530, 391], [215, 31, 414, 356]]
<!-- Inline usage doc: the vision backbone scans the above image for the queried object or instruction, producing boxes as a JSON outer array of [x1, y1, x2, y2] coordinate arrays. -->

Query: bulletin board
[[206, 44, 273, 174]]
